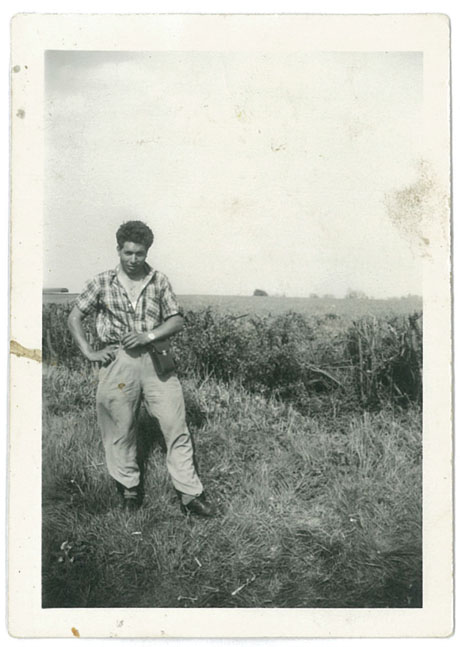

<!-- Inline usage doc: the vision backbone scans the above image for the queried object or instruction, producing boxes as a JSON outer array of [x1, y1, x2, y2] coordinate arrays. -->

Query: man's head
[[116, 221, 154, 277], [116, 221, 154, 250]]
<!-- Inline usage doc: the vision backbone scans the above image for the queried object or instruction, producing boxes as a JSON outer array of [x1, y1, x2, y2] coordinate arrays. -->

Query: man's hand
[[86, 345, 118, 364], [121, 331, 150, 350]]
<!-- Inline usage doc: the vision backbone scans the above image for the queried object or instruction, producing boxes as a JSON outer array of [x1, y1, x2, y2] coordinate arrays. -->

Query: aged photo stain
[[10, 340, 41, 362]]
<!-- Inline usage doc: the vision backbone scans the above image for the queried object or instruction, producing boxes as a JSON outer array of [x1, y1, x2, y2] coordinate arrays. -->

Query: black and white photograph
[[9, 12, 452, 638]]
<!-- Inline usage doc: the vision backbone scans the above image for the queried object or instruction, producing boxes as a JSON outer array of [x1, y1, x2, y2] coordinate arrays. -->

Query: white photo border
[[9, 12, 452, 638]]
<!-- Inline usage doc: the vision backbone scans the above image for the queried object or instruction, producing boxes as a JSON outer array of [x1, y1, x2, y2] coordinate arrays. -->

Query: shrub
[[345, 313, 422, 409], [42, 303, 422, 414], [43, 303, 100, 369]]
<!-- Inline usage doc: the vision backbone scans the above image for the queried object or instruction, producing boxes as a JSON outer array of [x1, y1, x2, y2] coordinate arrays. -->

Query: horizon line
[[42, 289, 423, 301]]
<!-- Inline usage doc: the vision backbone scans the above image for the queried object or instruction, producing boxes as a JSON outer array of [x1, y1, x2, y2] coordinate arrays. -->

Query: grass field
[[180, 294, 422, 319], [44, 292, 422, 319], [42, 298, 423, 608]]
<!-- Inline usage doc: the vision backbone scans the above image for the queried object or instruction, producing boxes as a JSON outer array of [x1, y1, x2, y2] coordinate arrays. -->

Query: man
[[68, 220, 213, 517]]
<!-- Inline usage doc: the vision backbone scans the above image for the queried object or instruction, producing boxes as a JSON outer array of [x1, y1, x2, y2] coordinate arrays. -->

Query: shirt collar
[[112, 262, 155, 284]]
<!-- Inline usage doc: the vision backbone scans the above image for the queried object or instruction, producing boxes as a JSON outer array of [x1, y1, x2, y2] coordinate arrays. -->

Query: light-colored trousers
[[96, 346, 203, 498]]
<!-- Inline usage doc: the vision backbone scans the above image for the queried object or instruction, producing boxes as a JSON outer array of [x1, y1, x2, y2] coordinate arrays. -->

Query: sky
[[45, 50, 424, 297]]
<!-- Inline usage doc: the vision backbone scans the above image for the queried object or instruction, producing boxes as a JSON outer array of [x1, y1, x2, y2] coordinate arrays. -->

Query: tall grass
[[42, 362, 422, 608], [42, 305, 422, 608], [43, 304, 422, 414]]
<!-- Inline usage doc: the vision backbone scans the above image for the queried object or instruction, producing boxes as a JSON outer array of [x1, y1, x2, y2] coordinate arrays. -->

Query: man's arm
[[149, 313, 185, 340], [121, 314, 184, 350], [67, 305, 117, 363]]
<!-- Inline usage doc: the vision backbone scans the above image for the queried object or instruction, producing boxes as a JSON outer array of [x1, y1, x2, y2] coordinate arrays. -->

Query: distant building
[[253, 289, 268, 297], [345, 289, 368, 300], [43, 288, 69, 293]]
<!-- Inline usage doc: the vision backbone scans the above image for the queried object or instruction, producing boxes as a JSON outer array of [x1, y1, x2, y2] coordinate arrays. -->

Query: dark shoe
[[123, 497, 141, 514], [115, 481, 142, 510], [181, 492, 215, 518], [115, 480, 125, 497]]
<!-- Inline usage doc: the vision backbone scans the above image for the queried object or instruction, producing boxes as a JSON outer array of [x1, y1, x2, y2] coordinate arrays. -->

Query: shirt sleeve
[[75, 277, 101, 315], [160, 274, 184, 321]]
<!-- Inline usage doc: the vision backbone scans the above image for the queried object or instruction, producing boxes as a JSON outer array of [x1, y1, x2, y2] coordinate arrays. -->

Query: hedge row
[[42, 303, 422, 415]]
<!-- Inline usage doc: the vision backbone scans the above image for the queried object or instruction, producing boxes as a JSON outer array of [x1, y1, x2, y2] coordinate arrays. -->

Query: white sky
[[45, 50, 423, 297]]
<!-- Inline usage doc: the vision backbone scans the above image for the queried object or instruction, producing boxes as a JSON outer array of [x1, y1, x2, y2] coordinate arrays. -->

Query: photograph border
[[9, 12, 452, 638]]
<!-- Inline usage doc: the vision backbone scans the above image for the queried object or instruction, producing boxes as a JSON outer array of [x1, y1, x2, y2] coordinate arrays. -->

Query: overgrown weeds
[[42, 303, 422, 608], [42, 304, 422, 415], [42, 367, 422, 608]]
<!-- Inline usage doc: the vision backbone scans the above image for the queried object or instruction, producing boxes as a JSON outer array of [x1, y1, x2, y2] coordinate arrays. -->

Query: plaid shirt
[[75, 264, 183, 343]]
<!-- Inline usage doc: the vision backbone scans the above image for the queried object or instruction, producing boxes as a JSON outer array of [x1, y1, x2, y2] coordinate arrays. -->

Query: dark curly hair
[[116, 221, 154, 249]]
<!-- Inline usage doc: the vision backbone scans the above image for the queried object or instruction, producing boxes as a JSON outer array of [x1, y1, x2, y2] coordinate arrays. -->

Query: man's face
[[117, 241, 148, 277]]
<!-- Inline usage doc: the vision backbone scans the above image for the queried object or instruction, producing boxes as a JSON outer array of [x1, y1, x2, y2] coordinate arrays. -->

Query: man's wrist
[[146, 331, 157, 344], [84, 348, 95, 360]]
